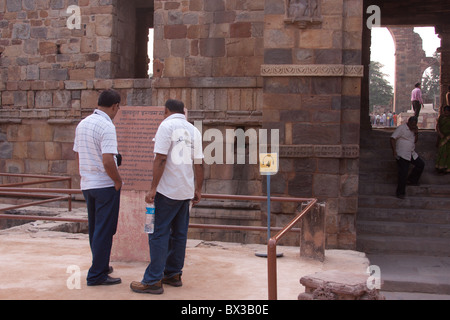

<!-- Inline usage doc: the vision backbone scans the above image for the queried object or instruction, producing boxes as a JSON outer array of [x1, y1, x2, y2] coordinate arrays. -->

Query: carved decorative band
[[261, 64, 364, 77], [280, 144, 360, 158]]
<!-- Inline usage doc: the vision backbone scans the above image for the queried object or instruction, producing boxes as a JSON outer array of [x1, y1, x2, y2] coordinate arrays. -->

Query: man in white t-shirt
[[73, 89, 122, 286], [390, 116, 425, 199], [131, 99, 204, 295]]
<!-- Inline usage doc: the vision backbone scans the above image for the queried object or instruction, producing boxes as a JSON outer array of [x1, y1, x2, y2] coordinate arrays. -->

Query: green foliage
[[369, 61, 394, 111]]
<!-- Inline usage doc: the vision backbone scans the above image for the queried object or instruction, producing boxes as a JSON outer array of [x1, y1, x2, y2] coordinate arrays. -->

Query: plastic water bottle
[[144, 203, 155, 234]]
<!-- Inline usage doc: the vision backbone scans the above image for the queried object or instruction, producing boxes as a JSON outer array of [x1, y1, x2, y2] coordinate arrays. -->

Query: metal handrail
[[0, 174, 74, 211], [0, 183, 318, 300], [267, 198, 317, 300]]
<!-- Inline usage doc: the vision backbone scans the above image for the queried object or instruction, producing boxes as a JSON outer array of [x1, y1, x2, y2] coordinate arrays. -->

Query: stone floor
[[0, 221, 370, 300]]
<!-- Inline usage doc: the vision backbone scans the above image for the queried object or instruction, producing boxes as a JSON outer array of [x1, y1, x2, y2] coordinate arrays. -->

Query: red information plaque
[[114, 106, 165, 191]]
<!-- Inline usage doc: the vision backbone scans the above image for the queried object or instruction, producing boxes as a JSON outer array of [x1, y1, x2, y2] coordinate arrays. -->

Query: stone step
[[356, 220, 450, 238], [359, 183, 450, 198], [358, 195, 450, 211], [356, 235, 450, 256], [367, 254, 450, 295], [357, 207, 450, 225]]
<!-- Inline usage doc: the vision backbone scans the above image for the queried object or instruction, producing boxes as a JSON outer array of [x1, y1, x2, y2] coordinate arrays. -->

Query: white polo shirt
[[73, 109, 118, 190], [154, 113, 204, 200], [391, 123, 418, 161]]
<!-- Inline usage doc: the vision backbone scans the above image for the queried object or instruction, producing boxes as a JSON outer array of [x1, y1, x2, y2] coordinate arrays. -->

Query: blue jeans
[[82, 187, 121, 285], [142, 192, 190, 285]]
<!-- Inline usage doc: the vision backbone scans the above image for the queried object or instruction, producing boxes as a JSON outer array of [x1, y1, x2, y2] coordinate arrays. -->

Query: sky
[[371, 27, 441, 86]]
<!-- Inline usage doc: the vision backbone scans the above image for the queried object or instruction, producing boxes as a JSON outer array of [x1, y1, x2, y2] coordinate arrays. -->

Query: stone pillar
[[262, 0, 363, 249], [111, 191, 149, 262], [437, 25, 450, 111], [300, 202, 325, 262]]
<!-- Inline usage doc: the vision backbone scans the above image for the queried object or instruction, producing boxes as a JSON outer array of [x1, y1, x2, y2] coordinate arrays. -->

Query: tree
[[369, 61, 394, 111]]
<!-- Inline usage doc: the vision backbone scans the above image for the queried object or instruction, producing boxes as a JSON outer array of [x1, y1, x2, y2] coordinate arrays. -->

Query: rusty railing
[[0, 179, 319, 300], [0, 173, 77, 213], [267, 198, 318, 300]]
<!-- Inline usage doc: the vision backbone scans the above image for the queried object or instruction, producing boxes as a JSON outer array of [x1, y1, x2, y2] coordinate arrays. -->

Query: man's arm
[[145, 153, 167, 203], [103, 153, 122, 191], [192, 160, 204, 206], [390, 137, 397, 159]]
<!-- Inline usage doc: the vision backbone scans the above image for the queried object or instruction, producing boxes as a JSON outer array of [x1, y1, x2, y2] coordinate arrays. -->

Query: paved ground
[[2, 206, 449, 301], [0, 221, 370, 300]]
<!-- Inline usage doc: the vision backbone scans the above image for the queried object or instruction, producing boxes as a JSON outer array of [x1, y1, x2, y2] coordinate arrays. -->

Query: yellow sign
[[259, 153, 278, 175]]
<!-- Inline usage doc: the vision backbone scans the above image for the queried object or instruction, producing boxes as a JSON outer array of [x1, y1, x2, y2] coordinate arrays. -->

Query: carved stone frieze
[[261, 64, 364, 77], [280, 144, 360, 159], [285, 0, 323, 28]]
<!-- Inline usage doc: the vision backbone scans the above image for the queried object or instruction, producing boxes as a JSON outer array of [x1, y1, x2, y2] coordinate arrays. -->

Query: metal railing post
[[267, 238, 278, 300]]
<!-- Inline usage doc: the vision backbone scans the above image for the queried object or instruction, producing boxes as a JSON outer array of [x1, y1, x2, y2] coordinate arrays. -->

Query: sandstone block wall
[[261, 0, 364, 249], [1, 0, 367, 248]]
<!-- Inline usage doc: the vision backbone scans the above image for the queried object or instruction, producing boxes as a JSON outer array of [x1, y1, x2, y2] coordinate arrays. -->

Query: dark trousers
[[82, 187, 121, 285], [396, 156, 425, 197], [412, 100, 421, 118], [142, 192, 190, 285]]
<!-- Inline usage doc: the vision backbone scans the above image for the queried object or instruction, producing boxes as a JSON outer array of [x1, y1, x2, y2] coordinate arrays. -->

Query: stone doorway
[[361, 0, 450, 130]]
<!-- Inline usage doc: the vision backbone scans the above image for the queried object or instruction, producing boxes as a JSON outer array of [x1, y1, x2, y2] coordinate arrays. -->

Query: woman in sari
[[436, 105, 450, 174]]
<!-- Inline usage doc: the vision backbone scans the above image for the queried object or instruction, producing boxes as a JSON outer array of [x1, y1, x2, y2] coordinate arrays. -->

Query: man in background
[[411, 82, 424, 118], [390, 116, 425, 199]]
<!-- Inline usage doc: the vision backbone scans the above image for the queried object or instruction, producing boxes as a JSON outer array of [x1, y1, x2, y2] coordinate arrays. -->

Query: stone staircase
[[356, 128, 450, 296]]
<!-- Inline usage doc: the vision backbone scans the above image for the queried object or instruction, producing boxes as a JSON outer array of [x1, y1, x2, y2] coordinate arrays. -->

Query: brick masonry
[[0, 0, 368, 249]]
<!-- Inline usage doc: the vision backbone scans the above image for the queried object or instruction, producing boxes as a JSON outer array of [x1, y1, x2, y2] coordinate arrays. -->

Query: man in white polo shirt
[[73, 89, 122, 286], [131, 99, 204, 295], [390, 116, 425, 199]]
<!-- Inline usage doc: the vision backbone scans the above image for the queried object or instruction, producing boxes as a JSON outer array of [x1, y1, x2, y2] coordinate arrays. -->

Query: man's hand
[[103, 153, 122, 191], [192, 189, 202, 206], [145, 187, 157, 204]]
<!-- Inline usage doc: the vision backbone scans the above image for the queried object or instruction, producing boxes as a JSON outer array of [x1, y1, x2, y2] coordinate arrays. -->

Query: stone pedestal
[[298, 270, 384, 300], [111, 190, 149, 262], [300, 202, 325, 262]]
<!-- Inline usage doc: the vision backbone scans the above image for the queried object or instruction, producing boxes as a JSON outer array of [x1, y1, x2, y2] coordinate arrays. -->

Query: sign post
[[255, 153, 283, 258]]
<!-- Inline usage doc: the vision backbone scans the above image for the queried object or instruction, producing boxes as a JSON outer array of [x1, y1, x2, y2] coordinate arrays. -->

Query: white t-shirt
[[391, 123, 418, 161], [154, 113, 204, 200], [73, 110, 118, 190]]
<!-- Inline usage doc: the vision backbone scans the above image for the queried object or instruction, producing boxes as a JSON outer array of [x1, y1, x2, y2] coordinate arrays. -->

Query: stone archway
[[388, 27, 439, 113]]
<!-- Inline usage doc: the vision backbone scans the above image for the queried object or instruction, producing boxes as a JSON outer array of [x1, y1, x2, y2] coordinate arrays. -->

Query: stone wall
[[1, 0, 365, 249], [0, 0, 153, 188], [0, 78, 153, 189], [151, 0, 271, 244], [260, 0, 364, 249]]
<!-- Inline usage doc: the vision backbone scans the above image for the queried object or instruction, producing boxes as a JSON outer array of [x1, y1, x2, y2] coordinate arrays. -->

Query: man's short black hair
[[98, 89, 121, 107], [415, 82, 421, 88], [165, 99, 185, 114]]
